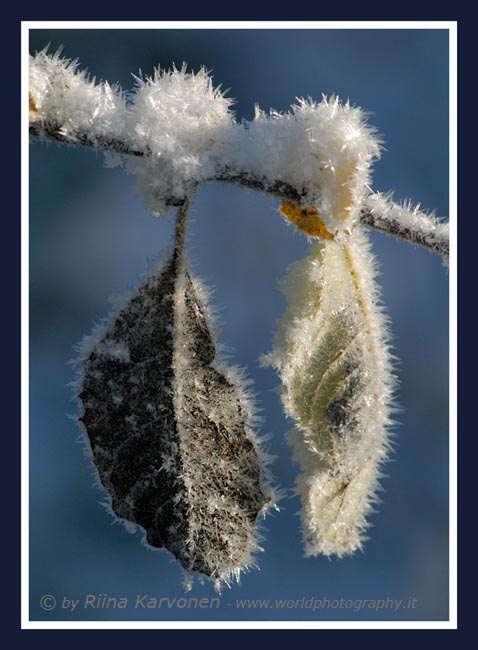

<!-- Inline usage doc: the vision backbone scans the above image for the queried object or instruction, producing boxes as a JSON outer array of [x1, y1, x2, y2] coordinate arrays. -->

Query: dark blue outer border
[[9, 4, 466, 642]]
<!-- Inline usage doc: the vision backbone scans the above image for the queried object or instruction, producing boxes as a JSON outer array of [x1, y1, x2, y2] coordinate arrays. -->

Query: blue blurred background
[[29, 28, 449, 622]]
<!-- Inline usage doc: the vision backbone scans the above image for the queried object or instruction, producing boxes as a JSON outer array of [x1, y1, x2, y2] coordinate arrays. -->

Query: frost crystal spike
[[78, 200, 273, 585]]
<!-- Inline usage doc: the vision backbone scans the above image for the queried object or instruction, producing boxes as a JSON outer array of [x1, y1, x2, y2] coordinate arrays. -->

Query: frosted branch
[[361, 193, 449, 263], [29, 48, 449, 261], [29, 120, 302, 200], [30, 120, 449, 260]]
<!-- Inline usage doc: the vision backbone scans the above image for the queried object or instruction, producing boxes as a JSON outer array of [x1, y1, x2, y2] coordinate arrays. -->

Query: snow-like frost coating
[[126, 65, 235, 214], [30, 51, 385, 227], [29, 50, 447, 260], [29, 47, 127, 143], [223, 97, 382, 232]]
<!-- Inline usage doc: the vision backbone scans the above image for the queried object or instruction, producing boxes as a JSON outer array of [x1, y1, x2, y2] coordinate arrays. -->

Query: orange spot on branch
[[280, 202, 335, 239]]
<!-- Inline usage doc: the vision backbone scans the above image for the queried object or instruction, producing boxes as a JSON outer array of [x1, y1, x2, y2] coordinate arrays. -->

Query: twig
[[361, 195, 449, 262], [29, 122, 144, 157]]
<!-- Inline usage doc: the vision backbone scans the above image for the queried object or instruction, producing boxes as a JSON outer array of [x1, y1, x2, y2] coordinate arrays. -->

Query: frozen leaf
[[264, 230, 395, 557], [77, 201, 274, 586]]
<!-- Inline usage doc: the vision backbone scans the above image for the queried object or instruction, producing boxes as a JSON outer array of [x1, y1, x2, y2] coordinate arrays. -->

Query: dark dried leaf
[[77, 201, 273, 585]]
